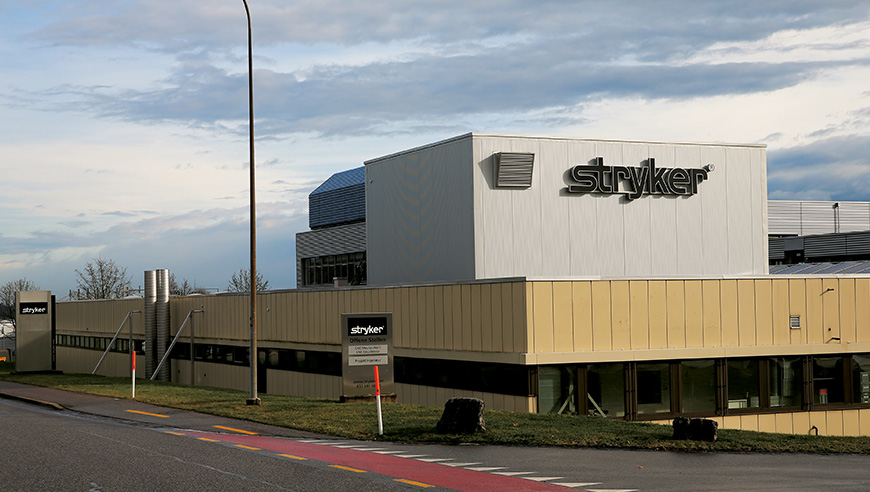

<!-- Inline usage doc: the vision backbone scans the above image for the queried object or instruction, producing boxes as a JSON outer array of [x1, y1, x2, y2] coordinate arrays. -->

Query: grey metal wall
[[295, 222, 367, 286], [769, 200, 870, 236], [366, 133, 768, 285], [365, 134, 476, 285]]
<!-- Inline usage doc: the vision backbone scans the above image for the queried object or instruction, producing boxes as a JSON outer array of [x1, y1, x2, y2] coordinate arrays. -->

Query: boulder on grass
[[436, 397, 486, 434], [672, 417, 718, 442]]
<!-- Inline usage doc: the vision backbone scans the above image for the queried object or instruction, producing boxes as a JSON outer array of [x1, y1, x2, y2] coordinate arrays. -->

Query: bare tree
[[226, 268, 270, 293], [169, 273, 210, 296], [0, 278, 40, 331], [72, 257, 133, 300]]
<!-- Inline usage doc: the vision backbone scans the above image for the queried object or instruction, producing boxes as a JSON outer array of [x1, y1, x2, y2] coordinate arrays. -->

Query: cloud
[[768, 134, 870, 200]]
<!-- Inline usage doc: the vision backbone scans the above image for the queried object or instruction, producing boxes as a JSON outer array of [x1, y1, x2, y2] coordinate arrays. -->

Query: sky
[[2, 1, 870, 297]]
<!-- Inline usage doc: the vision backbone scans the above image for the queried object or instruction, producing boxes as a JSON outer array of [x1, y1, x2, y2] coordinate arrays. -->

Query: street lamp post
[[243, 0, 261, 406]]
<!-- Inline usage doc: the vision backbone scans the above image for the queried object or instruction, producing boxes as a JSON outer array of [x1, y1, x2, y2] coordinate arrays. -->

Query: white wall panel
[[726, 147, 755, 274], [674, 145, 705, 275], [621, 143, 653, 276], [566, 142, 600, 276], [648, 144, 679, 274]]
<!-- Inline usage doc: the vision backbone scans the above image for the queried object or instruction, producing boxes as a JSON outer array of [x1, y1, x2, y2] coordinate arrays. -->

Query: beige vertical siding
[[527, 277, 870, 360]]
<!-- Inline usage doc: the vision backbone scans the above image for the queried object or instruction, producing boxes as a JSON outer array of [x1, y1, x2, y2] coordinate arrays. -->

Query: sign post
[[374, 365, 383, 435], [341, 313, 394, 401], [132, 351, 136, 399]]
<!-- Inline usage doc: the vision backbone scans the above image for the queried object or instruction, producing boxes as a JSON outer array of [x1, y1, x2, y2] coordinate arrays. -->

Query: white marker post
[[132, 351, 136, 399], [374, 365, 383, 435]]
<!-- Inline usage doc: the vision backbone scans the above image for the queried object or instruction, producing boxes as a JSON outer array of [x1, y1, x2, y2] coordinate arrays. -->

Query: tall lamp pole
[[243, 0, 260, 406]]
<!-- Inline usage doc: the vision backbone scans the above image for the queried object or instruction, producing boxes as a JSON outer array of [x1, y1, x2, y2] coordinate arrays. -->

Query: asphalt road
[[2, 381, 870, 491]]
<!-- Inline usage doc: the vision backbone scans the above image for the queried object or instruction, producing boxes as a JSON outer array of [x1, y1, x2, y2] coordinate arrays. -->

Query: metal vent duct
[[155, 269, 170, 382], [143, 270, 157, 378], [494, 152, 534, 188]]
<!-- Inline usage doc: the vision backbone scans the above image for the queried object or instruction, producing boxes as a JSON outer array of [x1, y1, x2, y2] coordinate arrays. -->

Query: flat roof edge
[[363, 132, 767, 165]]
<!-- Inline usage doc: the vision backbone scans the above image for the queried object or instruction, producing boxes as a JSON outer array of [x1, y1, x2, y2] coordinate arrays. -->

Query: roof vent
[[494, 152, 534, 188]]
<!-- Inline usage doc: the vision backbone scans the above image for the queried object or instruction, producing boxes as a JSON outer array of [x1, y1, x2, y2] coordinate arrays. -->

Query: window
[[727, 358, 760, 409], [538, 366, 575, 414], [302, 252, 367, 286], [587, 363, 624, 417], [854, 355, 870, 405], [769, 357, 802, 408], [813, 357, 844, 405], [636, 362, 671, 415], [681, 359, 716, 414]]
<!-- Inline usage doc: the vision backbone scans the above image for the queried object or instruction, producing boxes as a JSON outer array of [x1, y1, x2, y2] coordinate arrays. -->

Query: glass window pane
[[539, 366, 576, 414], [727, 358, 760, 409], [587, 363, 624, 417], [769, 356, 802, 408], [852, 355, 870, 404], [813, 357, 844, 405], [636, 363, 671, 415], [681, 360, 716, 414]]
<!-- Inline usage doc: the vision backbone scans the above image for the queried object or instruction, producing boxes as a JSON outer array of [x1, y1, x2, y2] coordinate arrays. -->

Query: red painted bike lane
[[182, 431, 580, 491]]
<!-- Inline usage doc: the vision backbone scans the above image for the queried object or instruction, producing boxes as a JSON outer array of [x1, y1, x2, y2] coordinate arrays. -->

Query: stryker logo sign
[[19, 302, 48, 315], [569, 157, 713, 200], [347, 319, 388, 337]]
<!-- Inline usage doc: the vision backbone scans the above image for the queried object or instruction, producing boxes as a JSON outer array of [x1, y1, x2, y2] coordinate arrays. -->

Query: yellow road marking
[[213, 425, 257, 435], [394, 479, 435, 488], [198, 438, 220, 442], [126, 409, 169, 418], [234, 444, 261, 451], [278, 454, 308, 461], [329, 465, 366, 473], [164, 431, 184, 436]]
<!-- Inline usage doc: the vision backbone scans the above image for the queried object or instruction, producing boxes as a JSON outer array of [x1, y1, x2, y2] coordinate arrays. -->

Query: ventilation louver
[[495, 152, 534, 188]]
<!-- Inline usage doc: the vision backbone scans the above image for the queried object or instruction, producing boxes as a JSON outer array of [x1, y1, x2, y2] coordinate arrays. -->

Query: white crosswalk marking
[[465, 466, 507, 472], [553, 483, 602, 488], [492, 471, 536, 476], [522, 476, 564, 481]]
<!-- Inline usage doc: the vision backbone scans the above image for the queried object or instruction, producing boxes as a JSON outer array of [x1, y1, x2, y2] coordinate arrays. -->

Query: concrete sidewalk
[[0, 379, 328, 439]]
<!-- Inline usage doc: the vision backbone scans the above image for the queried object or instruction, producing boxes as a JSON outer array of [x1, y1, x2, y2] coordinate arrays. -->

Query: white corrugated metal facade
[[365, 133, 768, 286], [768, 200, 870, 236]]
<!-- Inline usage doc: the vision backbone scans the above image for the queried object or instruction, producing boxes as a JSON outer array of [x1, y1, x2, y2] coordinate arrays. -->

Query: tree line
[[0, 257, 270, 333]]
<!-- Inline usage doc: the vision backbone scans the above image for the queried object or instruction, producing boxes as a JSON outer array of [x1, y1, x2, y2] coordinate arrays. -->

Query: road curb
[[0, 391, 66, 411]]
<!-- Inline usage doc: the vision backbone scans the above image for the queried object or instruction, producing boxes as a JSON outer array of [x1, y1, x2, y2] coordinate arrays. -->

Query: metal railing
[[92, 310, 141, 374], [150, 309, 203, 381]]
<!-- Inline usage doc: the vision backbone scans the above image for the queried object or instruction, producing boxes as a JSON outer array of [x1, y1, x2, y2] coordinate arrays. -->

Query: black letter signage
[[568, 157, 711, 200]]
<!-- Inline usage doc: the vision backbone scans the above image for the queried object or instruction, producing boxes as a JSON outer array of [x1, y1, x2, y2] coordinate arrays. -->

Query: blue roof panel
[[310, 167, 365, 196]]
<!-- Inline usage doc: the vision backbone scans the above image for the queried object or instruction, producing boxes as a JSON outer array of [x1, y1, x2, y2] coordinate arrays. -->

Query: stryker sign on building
[[568, 157, 712, 200], [364, 133, 768, 285]]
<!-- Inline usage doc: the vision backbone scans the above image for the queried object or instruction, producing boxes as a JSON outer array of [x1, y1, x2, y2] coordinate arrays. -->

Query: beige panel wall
[[528, 277, 870, 363], [57, 298, 145, 336], [395, 382, 533, 413], [650, 408, 870, 438], [57, 347, 134, 377]]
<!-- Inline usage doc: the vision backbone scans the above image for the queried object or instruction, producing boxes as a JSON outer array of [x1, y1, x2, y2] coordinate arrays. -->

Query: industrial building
[[43, 133, 870, 437]]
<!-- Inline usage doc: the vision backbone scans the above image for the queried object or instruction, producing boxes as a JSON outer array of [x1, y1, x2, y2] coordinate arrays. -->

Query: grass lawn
[[2, 362, 870, 454]]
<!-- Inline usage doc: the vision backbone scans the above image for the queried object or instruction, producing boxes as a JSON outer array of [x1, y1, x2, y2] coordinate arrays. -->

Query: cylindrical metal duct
[[155, 269, 170, 381], [143, 270, 157, 379]]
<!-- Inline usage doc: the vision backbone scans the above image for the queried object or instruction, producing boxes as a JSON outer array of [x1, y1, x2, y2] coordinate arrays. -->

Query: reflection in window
[[727, 358, 760, 409], [769, 357, 802, 408], [813, 357, 844, 405], [854, 355, 870, 405], [681, 359, 716, 414], [539, 366, 576, 414], [587, 363, 624, 417], [636, 363, 670, 415]]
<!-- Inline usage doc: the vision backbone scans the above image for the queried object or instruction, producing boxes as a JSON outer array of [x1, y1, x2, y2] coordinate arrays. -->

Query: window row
[[301, 252, 367, 286], [56, 334, 143, 354], [539, 355, 870, 419]]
